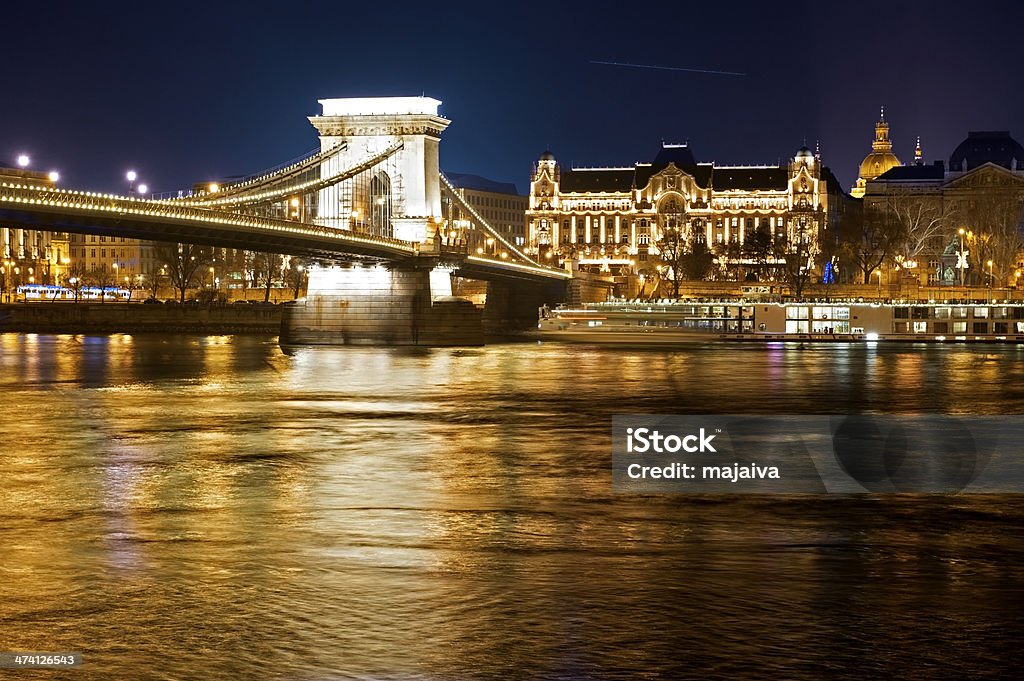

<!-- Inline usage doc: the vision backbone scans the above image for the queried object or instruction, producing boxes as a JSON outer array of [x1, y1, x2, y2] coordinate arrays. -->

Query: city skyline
[[4, 1, 1023, 195]]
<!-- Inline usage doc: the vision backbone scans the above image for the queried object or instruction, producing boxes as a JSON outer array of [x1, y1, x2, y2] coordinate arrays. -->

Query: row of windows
[[70, 235, 132, 243], [893, 306, 1024, 320], [540, 216, 787, 230], [895, 321, 1024, 334], [468, 195, 524, 210], [71, 248, 149, 259]]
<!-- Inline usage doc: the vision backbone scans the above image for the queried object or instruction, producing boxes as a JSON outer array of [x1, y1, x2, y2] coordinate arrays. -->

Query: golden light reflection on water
[[1, 334, 1023, 678]]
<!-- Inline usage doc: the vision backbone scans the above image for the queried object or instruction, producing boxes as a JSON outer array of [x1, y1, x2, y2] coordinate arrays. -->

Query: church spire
[[915, 136, 923, 165], [872, 105, 892, 152]]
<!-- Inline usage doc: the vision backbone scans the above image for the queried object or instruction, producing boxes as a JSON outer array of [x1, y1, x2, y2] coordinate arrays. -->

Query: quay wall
[[0, 303, 283, 334]]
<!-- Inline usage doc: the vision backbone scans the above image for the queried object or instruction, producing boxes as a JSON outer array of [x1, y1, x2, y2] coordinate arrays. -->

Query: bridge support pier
[[482, 279, 567, 335], [281, 264, 483, 346]]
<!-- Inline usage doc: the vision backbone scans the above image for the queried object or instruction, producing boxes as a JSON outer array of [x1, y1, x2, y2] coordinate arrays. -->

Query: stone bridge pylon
[[309, 96, 450, 243]]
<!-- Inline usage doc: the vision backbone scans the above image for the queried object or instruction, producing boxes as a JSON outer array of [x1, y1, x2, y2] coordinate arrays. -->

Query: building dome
[[539, 150, 556, 161], [858, 150, 901, 182], [851, 107, 901, 198], [795, 146, 815, 161], [949, 131, 1024, 172]]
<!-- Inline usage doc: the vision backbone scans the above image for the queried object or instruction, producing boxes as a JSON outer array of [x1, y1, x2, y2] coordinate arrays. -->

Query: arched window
[[370, 172, 392, 237]]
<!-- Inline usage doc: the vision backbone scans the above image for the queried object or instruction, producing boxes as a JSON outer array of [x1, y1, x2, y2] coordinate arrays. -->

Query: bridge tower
[[309, 96, 450, 242]]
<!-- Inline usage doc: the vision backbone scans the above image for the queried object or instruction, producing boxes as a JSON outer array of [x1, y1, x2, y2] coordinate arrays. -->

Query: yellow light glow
[[209, 183, 220, 193]]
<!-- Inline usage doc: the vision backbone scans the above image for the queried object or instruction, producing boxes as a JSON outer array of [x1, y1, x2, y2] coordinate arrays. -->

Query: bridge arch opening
[[370, 171, 392, 238]]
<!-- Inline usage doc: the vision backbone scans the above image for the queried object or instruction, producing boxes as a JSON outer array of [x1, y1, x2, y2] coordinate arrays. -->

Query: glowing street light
[[126, 170, 137, 182], [47, 170, 60, 182], [16, 154, 30, 168], [957, 227, 971, 287], [208, 183, 219, 193], [137, 183, 148, 195]]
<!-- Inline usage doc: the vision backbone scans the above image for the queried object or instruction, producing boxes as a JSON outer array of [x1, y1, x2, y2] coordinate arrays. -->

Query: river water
[[1, 333, 1022, 679]]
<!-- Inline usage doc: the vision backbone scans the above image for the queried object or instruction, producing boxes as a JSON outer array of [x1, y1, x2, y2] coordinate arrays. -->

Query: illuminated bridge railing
[[160, 142, 348, 203], [164, 142, 404, 209], [0, 182, 417, 257], [440, 171, 566, 276]]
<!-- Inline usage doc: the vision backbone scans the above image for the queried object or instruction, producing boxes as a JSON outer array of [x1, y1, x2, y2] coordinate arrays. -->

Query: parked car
[[142, 298, 162, 305]]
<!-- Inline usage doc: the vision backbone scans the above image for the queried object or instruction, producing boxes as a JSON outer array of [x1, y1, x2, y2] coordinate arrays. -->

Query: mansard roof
[[652, 144, 697, 168], [875, 162, 946, 181], [633, 161, 713, 190], [555, 144, 820, 194], [559, 168, 635, 193], [446, 172, 520, 195], [712, 167, 789, 191]]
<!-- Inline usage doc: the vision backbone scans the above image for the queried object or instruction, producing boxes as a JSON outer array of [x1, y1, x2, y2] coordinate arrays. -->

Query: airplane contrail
[[590, 60, 745, 77]]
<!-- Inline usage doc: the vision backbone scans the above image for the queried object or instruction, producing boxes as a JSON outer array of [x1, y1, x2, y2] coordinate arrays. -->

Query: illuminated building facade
[[66, 233, 158, 289], [0, 167, 70, 293], [443, 173, 527, 247], [865, 130, 1024, 286], [525, 143, 848, 278]]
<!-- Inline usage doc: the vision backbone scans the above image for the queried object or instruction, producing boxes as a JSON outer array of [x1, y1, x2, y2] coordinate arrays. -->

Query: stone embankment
[[0, 302, 283, 334]]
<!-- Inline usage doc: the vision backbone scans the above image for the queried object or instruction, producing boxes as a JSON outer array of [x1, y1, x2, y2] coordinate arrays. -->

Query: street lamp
[[47, 170, 59, 183], [876, 269, 883, 298], [957, 228, 972, 288], [137, 183, 148, 195], [16, 154, 30, 168], [126, 170, 137, 193]]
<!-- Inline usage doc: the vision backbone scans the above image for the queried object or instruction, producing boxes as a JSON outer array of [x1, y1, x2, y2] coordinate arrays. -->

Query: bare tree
[[742, 225, 775, 280], [656, 227, 687, 298], [154, 242, 214, 303], [775, 228, 816, 299], [840, 202, 905, 284], [957, 192, 1024, 286], [61, 264, 88, 302], [88, 265, 116, 303], [284, 257, 308, 299], [883, 189, 957, 261], [251, 251, 284, 302]]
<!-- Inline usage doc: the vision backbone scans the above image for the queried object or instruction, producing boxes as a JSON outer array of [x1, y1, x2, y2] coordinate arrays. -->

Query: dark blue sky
[[4, 0, 1023, 195]]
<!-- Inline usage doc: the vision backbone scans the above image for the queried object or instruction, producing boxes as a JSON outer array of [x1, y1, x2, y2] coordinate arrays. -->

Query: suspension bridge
[[0, 96, 572, 345]]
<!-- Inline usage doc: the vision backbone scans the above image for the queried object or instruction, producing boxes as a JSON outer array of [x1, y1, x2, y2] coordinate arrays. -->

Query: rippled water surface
[[1, 334, 1023, 679]]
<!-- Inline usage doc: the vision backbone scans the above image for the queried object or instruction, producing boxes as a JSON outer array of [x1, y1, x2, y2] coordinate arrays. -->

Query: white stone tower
[[309, 96, 451, 242]]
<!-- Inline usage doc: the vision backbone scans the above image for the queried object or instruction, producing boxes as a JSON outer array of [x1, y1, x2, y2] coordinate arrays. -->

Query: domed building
[[948, 131, 1024, 173], [851, 107, 901, 198], [862, 129, 1024, 287]]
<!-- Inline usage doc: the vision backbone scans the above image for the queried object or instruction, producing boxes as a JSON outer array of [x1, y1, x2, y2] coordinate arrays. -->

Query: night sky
[[4, 0, 1023, 195]]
